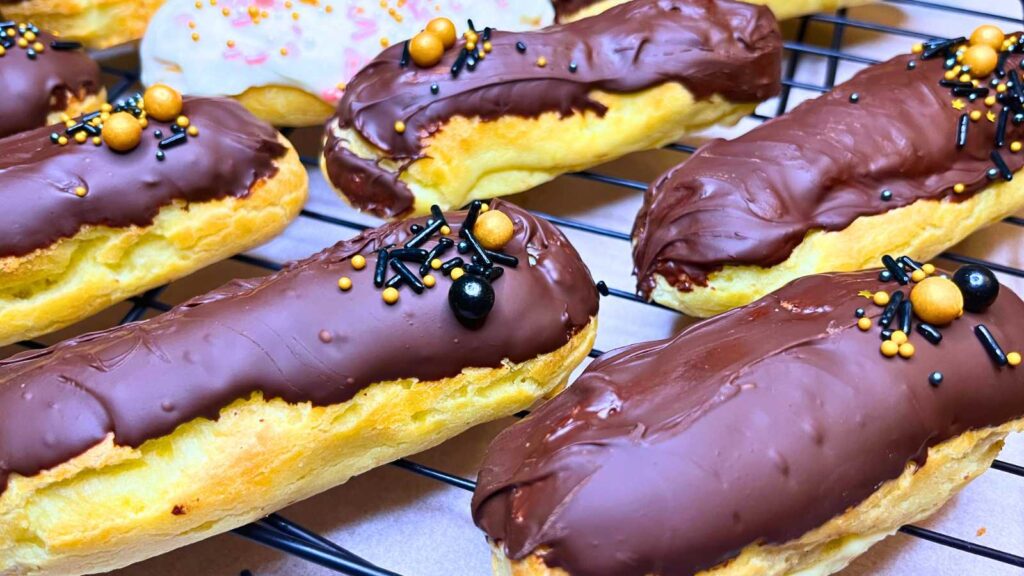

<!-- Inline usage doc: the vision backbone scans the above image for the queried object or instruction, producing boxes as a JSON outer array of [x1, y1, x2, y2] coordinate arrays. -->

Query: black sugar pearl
[[987, 167, 999, 180], [25, 48, 35, 59], [855, 308, 865, 318], [49, 132, 59, 143], [569, 61, 578, 73], [849, 92, 860, 103], [155, 150, 166, 161], [928, 372, 944, 387], [430, 83, 439, 95], [907, 60, 917, 70], [516, 41, 526, 53], [410, 224, 423, 233], [880, 189, 893, 201], [449, 275, 495, 325], [1015, 113, 1024, 125], [880, 329, 894, 341], [953, 265, 999, 312], [457, 240, 470, 254], [153, 129, 163, 139], [171, 124, 185, 134], [879, 270, 893, 282]]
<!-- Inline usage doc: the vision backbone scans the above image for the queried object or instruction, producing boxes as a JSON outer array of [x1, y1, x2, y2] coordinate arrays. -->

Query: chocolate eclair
[[552, 0, 877, 23], [322, 0, 780, 218], [0, 0, 163, 49], [634, 26, 1024, 317], [0, 85, 307, 346], [474, 264, 1024, 576], [0, 22, 104, 137], [0, 200, 598, 576]]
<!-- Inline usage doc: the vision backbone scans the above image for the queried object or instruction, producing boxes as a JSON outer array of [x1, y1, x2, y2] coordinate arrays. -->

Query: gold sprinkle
[[450, 267, 465, 280], [912, 42, 923, 54], [280, 47, 288, 56], [352, 255, 367, 270], [891, 330, 908, 345], [65, 119, 75, 128], [394, 120, 405, 133], [998, 83, 1008, 93], [338, 277, 353, 291], [292, 11, 300, 20], [74, 186, 87, 197], [222, 7, 231, 16], [382, 287, 400, 304], [23, 30, 35, 41], [248, 5, 259, 17], [0, 46, 6, 57], [195, 0, 202, 7], [92, 136, 101, 145], [101, 103, 112, 113], [326, 4, 333, 13], [227, 39, 235, 48], [380, 37, 390, 48], [483, 41, 492, 53], [987, 110, 997, 122], [959, 73, 971, 83], [954, 183, 966, 193], [480, 203, 489, 213], [32, 41, 43, 52], [17, 37, 27, 48], [188, 20, 196, 29], [423, 274, 437, 288], [60, 113, 71, 122], [944, 70, 957, 81], [951, 98, 965, 111]]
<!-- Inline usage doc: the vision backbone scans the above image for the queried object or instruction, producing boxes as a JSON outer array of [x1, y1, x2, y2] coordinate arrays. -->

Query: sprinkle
[[57, 135, 68, 145], [879, 290, 904, 328], [374, 249, 389, 287], [970, 110, 982, 121], [881, 340, 899, 357], [423, 274, 436, 288], [848, 92, 860, 103], [923, 263, 936, 275], [390, 247, 429, 263], [891, 330, 909, 345], [50, 40, 82, 50], [400, 40, 410, 67], [158, 132, 188, 149], [461, 201, 484, 239], [420, 238, 453, 275], [74, 186, 87, 197], [985, 95, 997, 106], [986, 110, 997, 123], [188, 126, 199, 137], [451, 47, 468, 77], [917, 323, 943, 344], [384, 274, 403, 290], [898, 299, 913, 335], [486, 266, 504, 281], [1013, 141, 1023, 152], [907, 61, 917, 70], [536, 56, 547, 67], [390, 259, 425, 294], [878, 270, 893, 282], [898, 342, 915, 358], [516, 41, 526, 53], [899, 255, 923, 272], [880, 189, 893, 201], [956, 113, 969, 148], [450, 267, 465, 280], [394, 121, 406, 133], [430, 83, 439, 95], [991, 150, 1014, 180], [441, 257, 465, 275], [911, 269, 926, 282], [929, 371, 944, 386], [881, 329, 894, 341], [873, 290, 891, 307], [461, 229, 493, 267], [987, 167, 999, 179], [404, 217, 444, 249], [974, 324, 1008, 366], [484, 249, 518, 267], [440, 225, 451, 235], [596, 281, 610, 296], [857, 317, 872, 331], [382, 287, 400, 304], [954, 182, 966, 193], [1009, 352, 1021, 366], [951, 86, 988, 97], [352, 254, 367, 270], [430, 258, 442, 270], [338, 277, 352, 291], [882, 255, 910, 285], [569, 61, 578, 73]]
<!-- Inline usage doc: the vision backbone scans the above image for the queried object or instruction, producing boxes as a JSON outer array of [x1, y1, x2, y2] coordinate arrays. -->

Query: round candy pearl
[[448, 275, 494, 324], [953, 265, 1000, 312], [970, 25, 1005, 51], [911, 277, 964, 325], [410, 31, 445, 67], [426, 17, 457, 49], [474, 210, 515, 250], [102, 112, 143, 152], [143, 84, 183, 122], [963, 45, 998, 77]]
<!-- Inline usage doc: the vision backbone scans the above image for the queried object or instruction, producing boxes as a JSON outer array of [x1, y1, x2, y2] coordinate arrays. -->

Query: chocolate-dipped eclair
[[474, 263, 1024, 576], [0, 200, 598, 576], [0, 85, 307, 347], [552, 0, 876, 23], [634, 26, 1024, 318], [0, 22, 104, 138], [321, 0, 780, 218], [0, 0, 163, 49]]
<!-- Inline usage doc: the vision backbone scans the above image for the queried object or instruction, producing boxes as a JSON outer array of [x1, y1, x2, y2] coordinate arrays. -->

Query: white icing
[[140, 0, 554, 105]]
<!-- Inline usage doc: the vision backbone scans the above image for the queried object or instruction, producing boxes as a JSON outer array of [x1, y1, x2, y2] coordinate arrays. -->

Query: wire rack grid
[[6, 1, 1024, 574]]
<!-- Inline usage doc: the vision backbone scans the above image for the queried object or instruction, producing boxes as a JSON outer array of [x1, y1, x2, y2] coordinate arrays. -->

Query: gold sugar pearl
[[176, 115, 190, 128], [1012, 141, 1022, 153], [17, 37, 27, 48], [898, 342, 915, 359], [139, 117, 149, 128], [959, 73, 971, 83], [394, 121, 406, 133], [191, 32, 200, 42], [998, 83, 1008, 93], [23, 30, 35, 42], [1008, 352, 1022, 367], [32, 42, 43, 52], [891, 330, 908, 345], [963, 44, 998, 77], [473, 209, 515, 250], [872, 291, 890, 306], [923, 263, 936, 275], [410, 31, 444, 67], [970, 25, 1005, 51], [985, 95, 996, 107], [57, 135, 68, 145], [92, 136, 102, 145], [450, 267, 465, 280], [857, 317, 872, 331], [102, 112, 143, 152], [74, 186, 87, 197], [536, 56, 547, 67], [479, 203, 489, 213], [187, 125, 199, 137], [953, 183, 966, 193], [910, 276, 963, 326], [382, 287, 400, 304], [101, 103, 113, 113], [430, 258, 442, 270], [143, 84, 184, 122], [352, 254, 367, 270], [338, 276, 352, 291], [0, 46, 6, 57], [423, 274, 437, 288], [881, 340, 899, 357], [440, 225, 451, 236], [912, 42, 924, 54], [970, 110, 982, 121], [64, 119, 75, 128], [74, 131, 87, 144], [911, 269, 926, 283], [466, 41, 476, 51], [484, 41, 492, 52]]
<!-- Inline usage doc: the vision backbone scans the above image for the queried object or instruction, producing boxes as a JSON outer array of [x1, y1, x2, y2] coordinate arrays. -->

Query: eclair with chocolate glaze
[[0, 88, 307, 347], [0, 200, 598, 576], [0, 23, 104, 138], [634, 28, 1024, 318], [321, 0, 781, 218], [474, 267, 1024, 576], [553, 0, 875, 23], [0, 0, 163, 49]]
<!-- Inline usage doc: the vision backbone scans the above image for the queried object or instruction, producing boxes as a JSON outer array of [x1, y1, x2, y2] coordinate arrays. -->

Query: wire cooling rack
[[5, 1, 1024, 574]]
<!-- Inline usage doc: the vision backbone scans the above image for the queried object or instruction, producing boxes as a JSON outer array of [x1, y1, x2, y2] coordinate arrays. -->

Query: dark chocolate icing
[[0, 200, 598, 493], [474, 269, 1024, 576], [633, 48, 1024, 295], [325, 0, 781, 217], [0, 97, 286, 259], [0, 29, 100, 137]]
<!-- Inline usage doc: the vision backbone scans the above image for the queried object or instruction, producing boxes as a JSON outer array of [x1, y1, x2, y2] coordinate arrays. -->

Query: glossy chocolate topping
[[633, 48, 1024, 295], [0, 200, 598, 493], [325, 0, 780, 217], [0, 97, 286, 259], [474, 270, 1024, 576], [0, 29, 100, 137]]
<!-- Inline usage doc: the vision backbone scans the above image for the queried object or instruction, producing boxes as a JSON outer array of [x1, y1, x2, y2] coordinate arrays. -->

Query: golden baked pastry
[[634, 30, 1024, 317], [553, 0, 877, 23], [0, 89, 307, 346], [322, 0, 781, 218], [0, 0, 164, 49], [474, 267, 1024, 576], [0, 200, 598, 576]]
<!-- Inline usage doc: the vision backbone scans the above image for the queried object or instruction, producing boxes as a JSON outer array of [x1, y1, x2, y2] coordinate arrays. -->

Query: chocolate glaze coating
[[0, 29, 100, 137], [633, 49, 1024, 295], [474, 270, 1024, 576], [0, 200, 598, 494], [325, 0, 781, 217], [0, 97, 286, 259]]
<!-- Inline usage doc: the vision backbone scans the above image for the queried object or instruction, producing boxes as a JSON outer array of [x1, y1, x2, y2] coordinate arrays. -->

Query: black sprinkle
[[171, 123, 185, 134], [975, 324, 1008, 366], [943, 56, 956, 70], [855, 307, 865, 318], [482, 27, 491, 41], [991, 150, 1013, 180], [484, 249, 518, 267], [50, 40, 82, 50], [951, 86, 988, 97], [486, 266, 504, 281], [461, 200, 483, 238], [410, 224, 423, 233], [898, 299, 913, 335], [898, 255, 923, 271], [390, 247, 429, 263], [399, 40, 410, 67], [467, 18, 476, 31], [420, 238, 454, 276], [465, 264, 489, 276], [373, 249, 389, 287], [466, 55, 477, 71], [881, 329, 894, 341], [390, 259, 424, 294], [879, 270, 893, 282], [996, 106, 1010, 147], [404, 218, 443, 249], [26, 48, 36, 59], [441, 257, 465, 275], [997, 50, 1009, 78], [158, 132, 188, 150], [882, 255, 910, 285], [462, 229, 493, 267], [879, 290, 904, 329], [880, 189, 893, 201], [597, 281, 610, 296], [241, 571, 254, 576], [848, 92, 860, 103], [929, 372, 944, 387], [430, 83, 439, 95], [921, 37, 963, 60], [1015, 113, 1024, 125], [917, 323, 943, 345], [516, 41, 526, 53], [956, 113, 969, 149], [451, 48, 468, 78], [385, 273, 404, 289]]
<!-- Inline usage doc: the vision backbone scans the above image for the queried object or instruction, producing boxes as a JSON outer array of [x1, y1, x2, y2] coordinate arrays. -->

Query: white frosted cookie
[[140, 0, 554, 125]]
